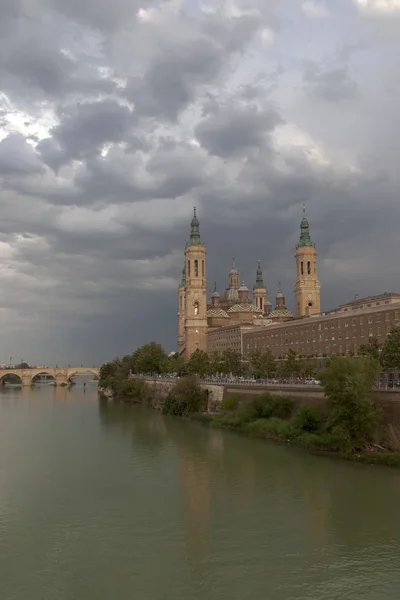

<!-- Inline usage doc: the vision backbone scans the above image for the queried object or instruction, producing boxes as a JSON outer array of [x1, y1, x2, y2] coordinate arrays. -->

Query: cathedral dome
[[228, 303, 262, 314], [207, 308, 229, 318]]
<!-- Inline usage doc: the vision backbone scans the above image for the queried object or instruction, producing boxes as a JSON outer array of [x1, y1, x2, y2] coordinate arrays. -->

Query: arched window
[[194, 260, 199, 277], [202, 260, 204, 277], [194, 302, 199, 316], [187, 260, 191, 277], [307, 261, 311, 275], [180, 296, 182, 309], [301, 262, 304, 275]]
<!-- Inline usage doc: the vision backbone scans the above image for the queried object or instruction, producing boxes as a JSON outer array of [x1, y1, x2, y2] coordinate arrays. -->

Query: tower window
[[194, 302, 199, 316], [202, 260, 204, 277], [194, 260, 199, 277], [187, 260, 191, 277], [180, 296, 183, 309], [307, 261, 311, 275], [301, 262, 304, 275]]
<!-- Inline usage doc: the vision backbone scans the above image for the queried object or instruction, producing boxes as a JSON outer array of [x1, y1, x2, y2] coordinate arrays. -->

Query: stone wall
[[141, 378, 224, 412]]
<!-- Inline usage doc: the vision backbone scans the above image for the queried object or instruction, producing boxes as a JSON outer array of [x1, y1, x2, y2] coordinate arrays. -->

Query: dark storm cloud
[[38, 100, 136, 168]]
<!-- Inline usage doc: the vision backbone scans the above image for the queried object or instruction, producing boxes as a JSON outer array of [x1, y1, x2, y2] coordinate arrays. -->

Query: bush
[[118, 378, 149, 401], [252, 393, 294, 420], [162, 375, 207, 416], [297, 431, 344, 451], [221, 393, 239, 411], [320, 356, 381, 450], [245, 417, 297, 440], [293, 404, 321, 433]]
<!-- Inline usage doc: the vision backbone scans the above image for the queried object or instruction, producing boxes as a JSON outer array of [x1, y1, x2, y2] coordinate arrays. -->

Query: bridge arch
[[30, 371, 56, 383], [0, 370, 23, 385], [67, 368, 99, 382]]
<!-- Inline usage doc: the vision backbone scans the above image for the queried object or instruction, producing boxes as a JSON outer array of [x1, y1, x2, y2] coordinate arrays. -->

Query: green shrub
[[293, 404, 321, 433], [118, 378, 149, 401], [162, 376, 207, 416], [245, 417, 297, 440], [297, 431, 344, 452], [221, 393, 239, 411], [251, 394, 294, 420]]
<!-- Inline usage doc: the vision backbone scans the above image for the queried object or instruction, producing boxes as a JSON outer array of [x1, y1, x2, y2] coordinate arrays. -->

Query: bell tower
[[184, 207, 208, 360], [294, 205, 321, 317], [177, 263, 186, 356], [253, 260, 267, 313]]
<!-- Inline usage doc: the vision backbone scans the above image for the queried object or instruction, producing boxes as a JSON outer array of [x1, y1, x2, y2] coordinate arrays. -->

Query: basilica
[[177, 206, 321, 360]]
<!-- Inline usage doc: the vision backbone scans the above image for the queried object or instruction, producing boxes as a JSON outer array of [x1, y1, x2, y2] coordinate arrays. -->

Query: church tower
[[253, 260, 267, 313], [294, 206, 321, 317], [177, 264, 186, 356], [184, 207, 208, 360]]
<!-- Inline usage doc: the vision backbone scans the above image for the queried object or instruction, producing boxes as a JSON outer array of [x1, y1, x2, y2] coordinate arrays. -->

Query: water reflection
[[98, 397, 400, 599]]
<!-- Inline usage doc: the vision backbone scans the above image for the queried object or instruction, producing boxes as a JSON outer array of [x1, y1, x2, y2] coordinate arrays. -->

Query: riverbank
[[98, 383, 400, 468], [191, 412, 400, 468]]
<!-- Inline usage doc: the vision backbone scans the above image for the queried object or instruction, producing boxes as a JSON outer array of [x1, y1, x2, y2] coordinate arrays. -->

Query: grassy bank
[[191, 394, 400, 467]]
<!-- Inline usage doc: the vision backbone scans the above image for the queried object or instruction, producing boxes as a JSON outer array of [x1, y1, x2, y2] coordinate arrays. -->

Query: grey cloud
[[39, 100, 136, 167], [125, 39, 226, 121], [303, 63, 357, 102], [0, 134, 43, 176], [195, 102, 282, 157]]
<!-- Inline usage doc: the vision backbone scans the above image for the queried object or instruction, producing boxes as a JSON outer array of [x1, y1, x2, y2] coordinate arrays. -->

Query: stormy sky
[[0, 0, 399, 366]]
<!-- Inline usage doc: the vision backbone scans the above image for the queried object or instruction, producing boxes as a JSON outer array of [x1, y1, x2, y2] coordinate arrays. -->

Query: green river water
[[0, 383, 399, 599]]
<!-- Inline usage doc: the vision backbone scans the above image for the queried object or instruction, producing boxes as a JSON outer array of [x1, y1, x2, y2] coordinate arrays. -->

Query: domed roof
[[207, 308, 230, 319], [238, 280, 249, 292], [270, 307, 293, 319], [228, 303, 263, 314]]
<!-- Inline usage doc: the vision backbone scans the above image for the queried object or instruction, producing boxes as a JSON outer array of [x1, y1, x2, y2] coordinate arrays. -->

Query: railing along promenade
[[135, 374, 400, 393]]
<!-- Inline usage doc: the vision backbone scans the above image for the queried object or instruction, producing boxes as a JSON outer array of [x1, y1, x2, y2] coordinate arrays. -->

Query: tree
[[209, 352, 223, 375], [359, 337, 382, 363], [298, 358, 316, 378], [186, 349, 210, 376], [250, 349, 276, 378], [132, 342, 167, 374], [320, 356, 381, 450], [220, 349, 243, 376], [380, 327, 400, 371], [165, 353, 186, 375], [282, 349, 299, 378]]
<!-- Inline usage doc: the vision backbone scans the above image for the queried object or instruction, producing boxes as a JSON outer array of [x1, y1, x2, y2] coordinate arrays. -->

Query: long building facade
[[177, 205, 397, 361]]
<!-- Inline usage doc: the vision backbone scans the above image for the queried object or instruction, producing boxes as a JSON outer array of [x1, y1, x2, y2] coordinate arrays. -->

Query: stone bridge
[[0, 367, 99, 387]]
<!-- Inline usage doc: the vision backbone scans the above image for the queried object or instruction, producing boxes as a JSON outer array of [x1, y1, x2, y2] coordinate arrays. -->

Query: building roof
[[228, 303, 263, 313], [207, 308, 230, 318], [269, 307, 293, 319]]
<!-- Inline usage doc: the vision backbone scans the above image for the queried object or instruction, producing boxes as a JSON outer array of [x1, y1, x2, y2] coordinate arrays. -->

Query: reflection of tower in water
[[178, 450, 211, 567]]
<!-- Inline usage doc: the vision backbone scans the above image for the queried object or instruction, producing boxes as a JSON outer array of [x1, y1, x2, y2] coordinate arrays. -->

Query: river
[[0, 383, 399, 599]]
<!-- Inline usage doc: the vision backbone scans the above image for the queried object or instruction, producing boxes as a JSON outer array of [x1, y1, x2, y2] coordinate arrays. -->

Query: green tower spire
[[296, 204, 315, 248], [253, 260, 265, 289], [188, 205, 202, 246]]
